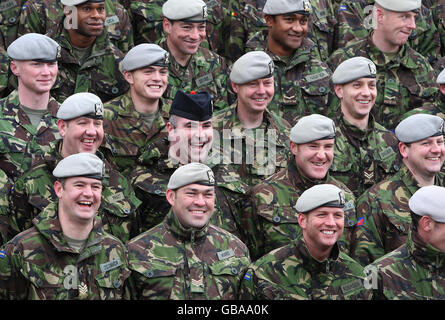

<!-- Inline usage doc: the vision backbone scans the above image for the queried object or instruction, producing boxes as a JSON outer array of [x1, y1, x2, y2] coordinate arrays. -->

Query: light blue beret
[[409, 186, 445, 222]]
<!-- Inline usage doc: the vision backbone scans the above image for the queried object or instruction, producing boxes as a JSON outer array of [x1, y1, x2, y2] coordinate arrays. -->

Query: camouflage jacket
[[8, 140, 141, 243], [245, 31, 334, 126], [211, 103, 291, 185], [129, 138, 251, 243], [126, 209, 250, 300], [330, 114, 401, 198], [371, 229, 445, 300], [129, 0, 232, 61], [0, 170, 11, 245], [239, 238, 371, 300], [102, 90, 170, 175], [353, 165, 445, 266], [0, 0, 26, 51], [335, 0, 440, 66], [432, 0, 445, 58], [0, 202, 131, 300], [18, 0, 134, 53], [0, 90, 61, 181], [159, 39, 232, 111], [247, 159, 357, 260], [47, 20, 129, 104], [328, 34, 438, 130]]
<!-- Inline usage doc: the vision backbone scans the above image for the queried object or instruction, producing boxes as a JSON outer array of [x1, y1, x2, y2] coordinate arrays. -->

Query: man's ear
[[54, 180, 63, 199], [166, 188, 176, 207]]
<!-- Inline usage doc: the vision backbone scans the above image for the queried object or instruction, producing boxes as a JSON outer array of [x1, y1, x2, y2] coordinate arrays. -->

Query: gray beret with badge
[[437, 68, 445, 84], [61, 0, 104, 6], [295, 184, 345, 213], [7, 33, 60, 62], [395, 114, 444, 143], [409, 186, 445, 223], [57, 92, 104, 120], [263, 0, 311, 15], [290, 114, 336, 144], [122, 43, 169, 72], [230, 51, 274, 84], [332, 57, 377, 84], [167, 162, 215, 190], [162, 0, 207, 21], [53, 153, 104, 180], [375, 0, 421, 12]]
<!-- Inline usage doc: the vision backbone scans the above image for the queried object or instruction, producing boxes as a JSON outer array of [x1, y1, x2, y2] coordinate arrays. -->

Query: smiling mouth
[[78, 201, 93, 207]]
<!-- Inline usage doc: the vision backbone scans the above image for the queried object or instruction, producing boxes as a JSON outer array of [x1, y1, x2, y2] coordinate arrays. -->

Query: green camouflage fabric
[[47, 20, 129, 104], [227, 0, 337, 63], [335, 0, 440, 66], [353, 165, 445, 266], [328, 35, 438, 130], [0, 90, 61, 181], [330, 114, 401, 198], [370, 229, 445, 300], [102, 90, 170, 175], [431, 0, 445, 58], [0, 0, 26, 51], [0, 47, 8, 99], [8, 140, 141, 244], [18, 0, 134, 53], [246, 159, 357, 260], [245, 31, 334, 126], [0, 202, 131, 300], [129, 0, 232, 61], [0, 170, 11, 245], [239, 238, 371, 300], [211, 103, 291, 186], [129, 137, 251, 243], [159, 39, 232, 111], [126, 209, 250, 300]]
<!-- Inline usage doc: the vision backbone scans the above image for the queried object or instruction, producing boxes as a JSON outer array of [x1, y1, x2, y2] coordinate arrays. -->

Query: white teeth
[[427, 157, 439, 160], [322, 230, 334, 235], [83, 139, 94, 143], [254, 99, 265, 102], [78, 201, 92, 206], [358, 100, 370, 104], [149, 85, 161, 88]]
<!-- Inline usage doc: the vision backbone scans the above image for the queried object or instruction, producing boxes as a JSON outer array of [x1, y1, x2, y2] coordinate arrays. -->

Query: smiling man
[[0, 33, 61, 181], [329, 57, 401, 197], [102, 43, 170, 175], [328, 0, 438, 130], [7, 92, 141, 243], [0, 153, 131, 300], [240, 184, 371, 300], [127, 162, 250, 300], [246, 114, 357, 260], [244, 0, 333, 125], [353, 114, 445, 266]]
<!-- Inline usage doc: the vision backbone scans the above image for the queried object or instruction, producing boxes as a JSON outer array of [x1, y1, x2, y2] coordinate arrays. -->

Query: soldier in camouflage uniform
[[7, 93, 141, 244], [240, 184, 371, 300], [0, 34, 61, 181], [330, 57, 401, 198], [0, 0, 26, 51], [128, 0, 233, 62], [159, 0, 232, 110], [246, 114, 357, 260], [245, 0, 333, 126], [0, 171, 11, 245], [328, 0, 438, 130], [47, 0, 129, 103], [228, 0, 337, 63], [335, 0, 440, 66], [370, 185, 445, 300], [0, 153, 131, 300], [102, 44, 170, 175], [18, 0, 133, 53], [127, 162, 250, 300], [353, 114, 445, 266], [130, 91, 250, 247], [212, 51, 291, 186]]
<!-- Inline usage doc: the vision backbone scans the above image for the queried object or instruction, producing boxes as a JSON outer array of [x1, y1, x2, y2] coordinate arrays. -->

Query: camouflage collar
[[289, 159, 330, 189], [293, 237, 340, 274], [408, 230, 445, 272], [337, 113, 375, 142], [368, 33, 418, 69], [165, 209, 208, 244]]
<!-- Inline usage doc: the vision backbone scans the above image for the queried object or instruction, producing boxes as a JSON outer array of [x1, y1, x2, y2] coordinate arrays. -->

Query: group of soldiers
[[0, 0, 444, 300]]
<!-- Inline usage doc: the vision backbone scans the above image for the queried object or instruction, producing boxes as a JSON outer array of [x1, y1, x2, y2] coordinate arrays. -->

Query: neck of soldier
[[17, 84, 50, 111], [303, 232, 333, 262], [236, 103, 264, 129], [404, 159, 436, 187], [267, 34, 295, 57], [59, 209, 93, 241], [130, 87, 160, 115], [341, 105, 369, 130], [67, 28, 96, 49], [371, 29, 400, 54], [167, 38, 192, 67]]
